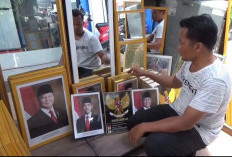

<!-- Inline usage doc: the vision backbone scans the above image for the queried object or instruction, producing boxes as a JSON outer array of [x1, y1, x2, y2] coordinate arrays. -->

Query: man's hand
[[98, 51, 110, 65], [128, 123, 145, 146], [127, 65, 146, 77]]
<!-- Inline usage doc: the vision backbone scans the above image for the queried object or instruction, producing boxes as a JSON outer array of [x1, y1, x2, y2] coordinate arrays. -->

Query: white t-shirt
[[75, 29, 103, 69], [150, 20, 164, 54], [170, 59, 231, 145]]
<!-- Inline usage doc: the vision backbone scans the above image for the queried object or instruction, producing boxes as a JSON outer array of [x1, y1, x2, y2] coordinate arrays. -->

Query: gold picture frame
[[107, 72, 133, 92], [72, 77, 106, 94], [121, 40, 147, 71], [0, 65, 10, 115], [8, 66, 72, 150], [0, 100, 31, 156], [113, 76, 138, 92]]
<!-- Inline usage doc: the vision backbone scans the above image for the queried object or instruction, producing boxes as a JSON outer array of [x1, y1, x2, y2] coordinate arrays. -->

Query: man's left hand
[[128, 123, 145, 146]]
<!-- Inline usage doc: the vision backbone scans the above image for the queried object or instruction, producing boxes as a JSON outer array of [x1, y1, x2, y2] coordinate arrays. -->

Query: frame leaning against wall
[[8, 66, 72, 150], [64, 0, 116, 83], [114, 0, 147, 75]]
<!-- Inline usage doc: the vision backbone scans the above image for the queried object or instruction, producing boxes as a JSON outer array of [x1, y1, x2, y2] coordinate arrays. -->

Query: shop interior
[[0, 0, 232, 156]]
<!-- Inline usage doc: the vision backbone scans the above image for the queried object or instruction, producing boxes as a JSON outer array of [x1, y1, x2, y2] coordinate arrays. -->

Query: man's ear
[[194, 42, 203, 52]]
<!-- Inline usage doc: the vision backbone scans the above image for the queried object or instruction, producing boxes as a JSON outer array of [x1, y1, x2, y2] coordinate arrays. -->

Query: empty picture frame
[[122, 41, 147, 71], [147, 54, 172, 76], [8, 66, 72, 150], [71, 92, 104, 139], [131, 88, 159, 114]]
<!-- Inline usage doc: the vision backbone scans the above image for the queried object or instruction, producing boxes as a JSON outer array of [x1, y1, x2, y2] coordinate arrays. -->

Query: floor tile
[[86, 132, 143, 156], [31, 135, 96, 156]]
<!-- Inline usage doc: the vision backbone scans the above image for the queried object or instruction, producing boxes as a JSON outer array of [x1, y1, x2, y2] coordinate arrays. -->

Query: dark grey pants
[[127, 104, 206, 156], [78, 67, 93, 79]]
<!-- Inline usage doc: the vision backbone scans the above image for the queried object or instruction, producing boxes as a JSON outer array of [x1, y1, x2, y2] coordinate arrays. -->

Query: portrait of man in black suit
[[27, 84, 69, 139], [139, 92, 152, 112], [76, 97, 102, 133]]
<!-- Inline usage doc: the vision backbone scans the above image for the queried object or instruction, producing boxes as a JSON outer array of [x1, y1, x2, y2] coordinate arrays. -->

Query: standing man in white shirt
[[72, 9, 110, 78], [147, 10, 166, 54]]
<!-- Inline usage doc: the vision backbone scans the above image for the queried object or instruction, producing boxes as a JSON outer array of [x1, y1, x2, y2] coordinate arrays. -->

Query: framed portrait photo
[[71, 92, 104, 139], [72, 77, 105, 94], [147, 54, 172, 76], [8, 66, 72, 150], [107, 72, 130, 92], [131, 88, 159, 114], [103, 91, 133, 134], [114, 77, 138, 92]]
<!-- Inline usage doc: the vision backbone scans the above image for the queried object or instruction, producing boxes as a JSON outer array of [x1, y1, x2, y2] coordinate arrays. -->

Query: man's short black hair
[[180, 14, 218, 50], [37, 84, 53, 98], [142, 92, 151, 100], [82, 97, 92, 105], [72, 9, 84, 20]]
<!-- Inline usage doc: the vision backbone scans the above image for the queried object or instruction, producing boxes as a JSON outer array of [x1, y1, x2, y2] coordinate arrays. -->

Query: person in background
[[76, 97, 102, 133], [147, 10, 166, 54], [27, 84, 69, 139], [72, 9, 110, 78], [127, 14, 231, 156]]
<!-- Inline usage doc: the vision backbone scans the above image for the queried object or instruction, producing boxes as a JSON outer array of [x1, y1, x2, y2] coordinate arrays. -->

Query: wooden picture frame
[[8, 66, 72, 150], [121, 40, 147, 72], [114, 0, 146, 74], [114, 77, 138, 92], [131, 88, 159, 114], [115, 0, 143, 12], [103, 91, 133, 134], [147, 54, 172, 76], [71, 92, 104, 139], [107, 73, 137, 92], [72, 77, 105, 94]]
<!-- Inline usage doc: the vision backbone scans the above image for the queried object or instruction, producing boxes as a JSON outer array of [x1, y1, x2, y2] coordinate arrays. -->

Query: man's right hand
[[127, 65, 146, 77]]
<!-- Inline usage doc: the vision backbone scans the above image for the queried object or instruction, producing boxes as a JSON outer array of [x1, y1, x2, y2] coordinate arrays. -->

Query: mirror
[[144, 7, 168, 55], [68, 0, 113, 81], [0, 0, 68, 120], [116, 0, 142, 12], [117, 11, 144, 42]]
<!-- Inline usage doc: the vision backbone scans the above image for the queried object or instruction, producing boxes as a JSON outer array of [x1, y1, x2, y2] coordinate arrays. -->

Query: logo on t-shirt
[[181, 75, 197, 95], [76, 46, 88, 50]]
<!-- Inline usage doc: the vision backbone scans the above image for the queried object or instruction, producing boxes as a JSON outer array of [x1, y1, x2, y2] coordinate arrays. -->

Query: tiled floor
[[207, 130, 232, 156]]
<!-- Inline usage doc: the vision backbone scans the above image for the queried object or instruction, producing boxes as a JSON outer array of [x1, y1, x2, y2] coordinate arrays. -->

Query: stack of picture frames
[[8, 66, 72, 150], [70, 72, 160, 138]]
